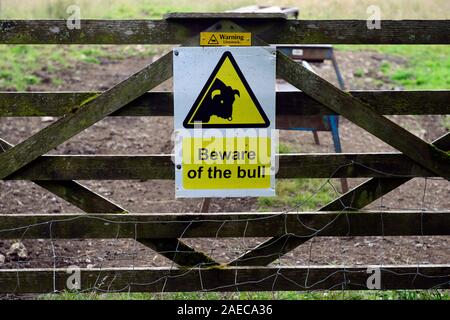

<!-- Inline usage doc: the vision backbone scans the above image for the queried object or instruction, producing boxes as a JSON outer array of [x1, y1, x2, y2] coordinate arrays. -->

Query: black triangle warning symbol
[[183, 51, 270, 128], [208, 34, 219, 45]]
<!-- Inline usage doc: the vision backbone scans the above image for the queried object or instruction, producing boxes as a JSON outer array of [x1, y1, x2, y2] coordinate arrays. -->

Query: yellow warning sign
[[200, 32, 251, 46], [183, 51, 270, 128], [182, 136, 271, 189], [174, 47, 276, 198]]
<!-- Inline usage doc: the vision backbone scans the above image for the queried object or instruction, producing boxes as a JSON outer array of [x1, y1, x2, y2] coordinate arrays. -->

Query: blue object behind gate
[[277, 45, 345, 155]]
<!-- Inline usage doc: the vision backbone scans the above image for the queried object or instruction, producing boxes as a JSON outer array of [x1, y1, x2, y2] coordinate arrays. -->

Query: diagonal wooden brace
[[0, 50, 218, 266], [0, 137, 126, 213], [231, 133, 450, 266], [223, 21, 450, 266], [0, 137, 217, 267], [0, 23, 230, 267], [276, 52, 450, 179], [0, 52, 173, 179], [320, 132, 450, 211], [173, 20, 449, 265], [218, 19, 450, 178]]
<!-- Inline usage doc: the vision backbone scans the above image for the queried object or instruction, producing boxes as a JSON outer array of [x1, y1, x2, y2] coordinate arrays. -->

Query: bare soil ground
[[0, 50, 448, 273]]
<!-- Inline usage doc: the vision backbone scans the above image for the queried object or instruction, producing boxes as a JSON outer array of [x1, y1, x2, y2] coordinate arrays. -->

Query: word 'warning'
[[200, 32, 251, 46]]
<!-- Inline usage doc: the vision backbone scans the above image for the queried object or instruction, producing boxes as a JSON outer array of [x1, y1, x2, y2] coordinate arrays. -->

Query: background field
[[0, 0, 448, 300], [0, 0, 448, 92], [1, 0, 449, 19]]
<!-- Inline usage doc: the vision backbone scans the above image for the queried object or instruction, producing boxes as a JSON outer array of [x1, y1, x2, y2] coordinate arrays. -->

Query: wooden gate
[[0, 13, 449, 293]]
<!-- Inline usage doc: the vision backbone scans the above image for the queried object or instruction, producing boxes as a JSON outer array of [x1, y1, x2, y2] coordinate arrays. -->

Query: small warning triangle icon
[[183, 51, 270, 128], [208, 34, 219, 45]]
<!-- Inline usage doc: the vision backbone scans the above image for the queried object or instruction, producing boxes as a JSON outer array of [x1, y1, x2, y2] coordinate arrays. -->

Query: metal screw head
[[176, 164, 182, 169], [174, 51, 179, 56]]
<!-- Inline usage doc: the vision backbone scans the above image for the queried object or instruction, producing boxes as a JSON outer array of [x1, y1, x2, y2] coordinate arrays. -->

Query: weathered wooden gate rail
[[1, 153, 447, 180], [2, 265, 449, 293], [1, 211, 450, 238], [0, 14, 449, 293], [0, 18, 449, 44], [0, 90, 449, 117]]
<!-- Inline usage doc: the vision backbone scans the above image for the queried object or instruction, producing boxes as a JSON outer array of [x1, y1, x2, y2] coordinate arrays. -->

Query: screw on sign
[[173, 47, 276, 198]]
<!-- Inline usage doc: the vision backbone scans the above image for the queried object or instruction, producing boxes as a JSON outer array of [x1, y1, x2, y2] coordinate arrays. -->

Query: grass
[[257, 43, 449, 297], [0, 0, 448, 19], [0, 1, 447, 90], [0, 0, 244, 91], [0, 0, 247, 19], [0, 44, 156, 90], [338, 44, 450, 129], [257, 44, 450, 212], [41, 290, 450, 300], [258, 178, 336, 210], [339, 45, 450, 90], [353, 68, 364, 78], [258, 144, 337, 211], [443, 116, 450, 130]]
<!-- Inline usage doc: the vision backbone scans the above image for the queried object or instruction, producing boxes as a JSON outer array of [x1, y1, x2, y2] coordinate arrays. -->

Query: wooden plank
[[164, 12, 287, 20], [0, 20, 448, 44], [264, 20, 450, 44], [0, 52, 218, 267], [0, 265, 449, 293], [0, 138, 126, 214], [231, 133, 450, 266], [277, 52, 450, 179], [277, 115, 330, 130], [2, 90, 448, 117], [33, 181, 127, 213], [0, 52, 173, 180], [138, 239, 219, 267], [230, 235, 311, 266], [1, 138, 216, 267], [237, 26, 450, 265], [5, 153, 440, 181], [0, 91, 99, 117], [343, 90, 450, 115], [0, 20, 187, 44], [324, 178, 410, 211], [0, 211, 449, 239], [0, 91, 172, 117], [323, 134, 450, 211]]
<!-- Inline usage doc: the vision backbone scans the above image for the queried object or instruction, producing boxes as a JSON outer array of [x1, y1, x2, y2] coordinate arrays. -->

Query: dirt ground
[[0, 49, 448, 274]]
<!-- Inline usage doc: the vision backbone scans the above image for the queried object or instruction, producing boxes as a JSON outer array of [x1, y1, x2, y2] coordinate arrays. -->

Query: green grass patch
[[40, 290, 450, 300], [443, 116, 450, 130], [380, 61, 391, 74], [0, 0, 249, 19], [0, 45, 156, 90], [257, 144, 336, 211], [353, 68, 364, 78], [277, 143, 293, 154], [0, 0, 232, 90], [258, 178, 336, 211], [2, 0, 449, 20], [338, 45, 450, 89], [257, 44, 449, 212]]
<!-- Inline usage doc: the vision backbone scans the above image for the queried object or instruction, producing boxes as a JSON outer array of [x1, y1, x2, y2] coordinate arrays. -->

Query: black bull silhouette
[[192, 78, 240, 123]]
